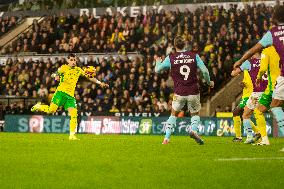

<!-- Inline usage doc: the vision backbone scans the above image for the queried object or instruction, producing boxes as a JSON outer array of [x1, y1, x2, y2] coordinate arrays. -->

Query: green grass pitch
[[0, 133, 284, 189]]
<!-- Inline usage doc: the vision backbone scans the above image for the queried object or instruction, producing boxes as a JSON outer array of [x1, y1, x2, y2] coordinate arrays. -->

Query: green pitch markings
[[0, 133, 283, 189]]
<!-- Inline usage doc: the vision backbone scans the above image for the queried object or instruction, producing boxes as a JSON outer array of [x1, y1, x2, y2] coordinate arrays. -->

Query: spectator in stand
[[110, 28, 125, 44], [0, 16, 18, 37], [157, 97, 168, 111], [37, 84, 48, 97]]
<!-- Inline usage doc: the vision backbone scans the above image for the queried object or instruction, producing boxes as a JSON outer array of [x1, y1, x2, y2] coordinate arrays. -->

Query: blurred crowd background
[[0, 16, 20, 37], [0, 1, 277, 116]]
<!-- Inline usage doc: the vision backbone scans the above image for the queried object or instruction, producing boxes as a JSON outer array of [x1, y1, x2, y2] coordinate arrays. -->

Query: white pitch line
[[216, 157, 284, 161], [89, 137, 130, 140]]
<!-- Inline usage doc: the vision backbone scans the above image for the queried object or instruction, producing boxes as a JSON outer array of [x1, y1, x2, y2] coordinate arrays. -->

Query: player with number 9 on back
[[154, 36, 214, 145]]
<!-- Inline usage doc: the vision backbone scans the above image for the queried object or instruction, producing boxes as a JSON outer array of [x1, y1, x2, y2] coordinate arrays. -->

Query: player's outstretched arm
[[88, 78, 109, 88], [233, 44, 263, 69], [154, 55, 171, 73], [257, 52, 269, 80], [231, 68, 242, 77], [232, 60, 251, 77]]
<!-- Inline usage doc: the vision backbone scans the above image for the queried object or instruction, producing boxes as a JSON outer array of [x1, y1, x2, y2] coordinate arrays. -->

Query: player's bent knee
[[49, 108, 57, 114], [48, 104, 58, 114], [242, 113, 250, 119], [256, 105, 267, 113], [69, 108, 78, 118], [242, 106, 253, 119]]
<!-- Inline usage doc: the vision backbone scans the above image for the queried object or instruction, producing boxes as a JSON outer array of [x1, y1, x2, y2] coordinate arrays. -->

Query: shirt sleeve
[[196, 54, 211, 85], [57, 65, 66, 75], [240, 60, 251, 71], [257, 51, 269, 79], [259, 31, 273, 47], [155, 56, 171, 73], [79, 67, 85, 77], [242, 71, 249, 85], [243, 71, 253, 88]]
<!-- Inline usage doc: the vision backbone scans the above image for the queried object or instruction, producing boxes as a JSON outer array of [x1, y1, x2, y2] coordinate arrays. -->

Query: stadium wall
[[206, 73, 244, 116], [0, 0, 283, 18], [0, 53, 142, 66], [3, 114, 279, 137]]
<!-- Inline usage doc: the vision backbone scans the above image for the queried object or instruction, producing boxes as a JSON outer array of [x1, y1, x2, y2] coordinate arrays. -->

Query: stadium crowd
[[0, 3, 275, 115], [0, 55, 176, 115], [0, 16, 19, 37]]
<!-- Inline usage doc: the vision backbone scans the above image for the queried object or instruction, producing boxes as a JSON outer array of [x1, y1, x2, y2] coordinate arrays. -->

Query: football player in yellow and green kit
[[31, 54, 109, 140], [254, 46, 280, 145], [232, 48, 280, 145], [232, 58, 260, 142]]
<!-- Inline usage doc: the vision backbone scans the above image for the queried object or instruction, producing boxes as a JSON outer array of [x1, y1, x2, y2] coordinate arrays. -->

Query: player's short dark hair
[[174, 36, 185, 50], [273, 5, 284, 23], [67, 53, 77, 59]]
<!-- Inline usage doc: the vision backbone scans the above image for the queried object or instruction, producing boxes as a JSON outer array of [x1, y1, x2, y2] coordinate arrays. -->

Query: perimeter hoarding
[[4, 115, 275, 137]]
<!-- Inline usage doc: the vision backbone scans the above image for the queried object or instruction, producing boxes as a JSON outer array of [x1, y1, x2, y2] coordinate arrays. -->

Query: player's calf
[[232, 116, 242, 141], [271, 107, 284, 134], [189, 115, 204, 145], [162, 115, 177, 144], [243, 119, 254, 144], [69, 108, 78, 136]]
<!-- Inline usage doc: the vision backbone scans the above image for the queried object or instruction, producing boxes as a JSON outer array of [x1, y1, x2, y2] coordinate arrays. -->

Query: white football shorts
[[172, 94, 201, 113], [246, 92, 263, 110], [273, 76, 284, 101]]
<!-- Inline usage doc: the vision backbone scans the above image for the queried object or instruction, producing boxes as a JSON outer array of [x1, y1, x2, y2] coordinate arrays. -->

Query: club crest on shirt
[[176, 53, 191, 59]]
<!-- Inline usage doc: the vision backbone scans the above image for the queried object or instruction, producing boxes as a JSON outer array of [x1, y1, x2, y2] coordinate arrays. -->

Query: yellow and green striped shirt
[[242, 70, 253, 98], [56, 65, 85, 97], [257, 46, 280, 94]]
